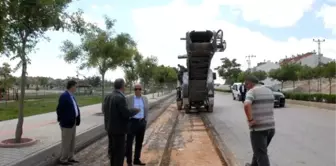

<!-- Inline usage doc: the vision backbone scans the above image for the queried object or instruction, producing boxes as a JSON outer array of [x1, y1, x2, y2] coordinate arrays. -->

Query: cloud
[[91, 5, 98, 9], [213, 0, 315, 28], [317, 4, 336, 35], [132, 0, 336, 83], [82, 13, 105, 28]]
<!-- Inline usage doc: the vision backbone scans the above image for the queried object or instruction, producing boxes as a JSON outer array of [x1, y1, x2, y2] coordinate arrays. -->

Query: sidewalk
[[0, 91, 175, 166]]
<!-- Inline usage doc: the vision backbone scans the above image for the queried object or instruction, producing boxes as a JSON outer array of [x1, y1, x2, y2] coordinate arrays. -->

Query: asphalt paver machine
[[176, 29, 226, 113]]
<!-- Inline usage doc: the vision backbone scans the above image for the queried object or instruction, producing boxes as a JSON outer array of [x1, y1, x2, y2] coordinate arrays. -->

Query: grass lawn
[[0, 95, 102, 121]]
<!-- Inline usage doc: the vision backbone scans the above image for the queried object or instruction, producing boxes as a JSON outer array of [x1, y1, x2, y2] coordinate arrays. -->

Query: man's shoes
[[68, 159, 79, 163], [58, 161, 73, 165], [133, 159, 146, 165]]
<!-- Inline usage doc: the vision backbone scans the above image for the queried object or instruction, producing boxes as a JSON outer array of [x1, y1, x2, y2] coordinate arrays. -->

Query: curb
[[9, 92, 176, 166], [201, 114, 240, 166], [287, 99, 336, 111]]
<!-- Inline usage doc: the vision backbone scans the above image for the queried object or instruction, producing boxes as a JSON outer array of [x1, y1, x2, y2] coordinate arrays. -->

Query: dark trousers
[[108, 134, 126, 166], [241, 93, 246, 103], [125, 119, 146, 164], [250, 128, 275, 166]]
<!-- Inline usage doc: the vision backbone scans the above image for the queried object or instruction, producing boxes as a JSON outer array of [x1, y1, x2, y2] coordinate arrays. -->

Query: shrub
[[283, 92, 336, 104]]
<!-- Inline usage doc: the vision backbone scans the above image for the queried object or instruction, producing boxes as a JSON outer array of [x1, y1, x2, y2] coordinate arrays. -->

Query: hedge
[[283, 92, 336, 104], [214, 89, 231, 93]]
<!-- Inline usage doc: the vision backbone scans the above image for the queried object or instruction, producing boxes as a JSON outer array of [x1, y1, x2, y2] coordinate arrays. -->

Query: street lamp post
[[246, 55, 256, 72], [313, 39, 325, 92]]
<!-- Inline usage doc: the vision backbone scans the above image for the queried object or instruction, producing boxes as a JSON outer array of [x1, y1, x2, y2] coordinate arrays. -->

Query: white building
[[279, 51, 333, 67], [252, 60, 280, 73], [252, 51, 334, 90]]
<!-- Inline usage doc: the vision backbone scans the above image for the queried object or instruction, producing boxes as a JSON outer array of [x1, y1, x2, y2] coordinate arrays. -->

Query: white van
[[231, 82, 243, 101]]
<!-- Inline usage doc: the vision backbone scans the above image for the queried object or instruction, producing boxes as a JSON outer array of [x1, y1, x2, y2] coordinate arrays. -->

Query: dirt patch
[[168, 113, 224, 166], [140, 104, 179, 165]]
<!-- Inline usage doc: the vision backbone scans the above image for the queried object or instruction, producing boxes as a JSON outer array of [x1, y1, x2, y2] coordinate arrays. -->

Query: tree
[[1, 0, 86, 143], [153, 65, 177, 94], [297, 65, 314, 93], [61, 16, 136, 100], [321, 61, 336, 94], [268, 68, 287, 90], [37, 77, 48, 89], [237, 71, 247, 82], [251, 70, 267, 81], [281, 63, 302, 91], [86, 76, 101, 87], [216, 58, 242, 85], [136, 55, 158, 94], [123, 52, 143, 92], [0, 62, 15, 91]]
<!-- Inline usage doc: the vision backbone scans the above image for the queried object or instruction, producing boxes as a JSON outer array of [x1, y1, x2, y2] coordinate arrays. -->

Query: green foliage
[[0, 0, 87, 142], [251, 70, 267, 81], [0, 62, 15, 89], [60, 16, 137, 99], [86, 76, 101, 87], [153, 65, 177, 84], [297, 65, 314, 80], [123, 52, 143, 88], [283, 92, 336, 104], [216, 57, 242, 85], [136, 55, 158, 93], [321, 61, 336, 94], [280, 63, 302, 82]]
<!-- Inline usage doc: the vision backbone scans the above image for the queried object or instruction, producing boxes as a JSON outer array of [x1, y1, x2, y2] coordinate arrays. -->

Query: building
[[279, 51, 333, 67], [252, 60, 280, 73], [252, 51, 334, 90]]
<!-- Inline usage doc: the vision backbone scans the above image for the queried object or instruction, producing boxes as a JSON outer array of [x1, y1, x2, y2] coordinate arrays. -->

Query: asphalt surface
[[207, 92, 335, 166]]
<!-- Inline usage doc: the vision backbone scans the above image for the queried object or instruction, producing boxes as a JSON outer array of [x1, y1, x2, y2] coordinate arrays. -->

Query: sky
[[1, 0, 336, 84]]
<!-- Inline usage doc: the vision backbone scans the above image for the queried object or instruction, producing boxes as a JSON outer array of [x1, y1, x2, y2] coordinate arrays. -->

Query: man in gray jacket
[[125, 83, 149, 166]]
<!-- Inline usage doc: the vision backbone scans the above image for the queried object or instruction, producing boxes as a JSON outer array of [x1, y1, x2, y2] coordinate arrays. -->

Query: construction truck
[[176, 29, 226, 113]]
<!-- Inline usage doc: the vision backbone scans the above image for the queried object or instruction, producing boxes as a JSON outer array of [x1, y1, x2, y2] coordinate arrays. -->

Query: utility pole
[[246, 55, 256, 72], [313, 38, 325, 92]]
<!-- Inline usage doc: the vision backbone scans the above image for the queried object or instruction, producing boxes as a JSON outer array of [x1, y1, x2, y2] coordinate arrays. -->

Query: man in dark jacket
[[56, 80, 81, 165], [103, 78, 140, 166], [239, 83, 247, 103]]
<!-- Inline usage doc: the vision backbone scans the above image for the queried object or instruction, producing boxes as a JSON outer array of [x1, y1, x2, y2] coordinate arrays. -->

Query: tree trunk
[[15, 60, 27, 143], [329, 78, 332, 95], [101, 73, 105, 101], [292, 81, 295, 92], [281, 82, 283, 90]]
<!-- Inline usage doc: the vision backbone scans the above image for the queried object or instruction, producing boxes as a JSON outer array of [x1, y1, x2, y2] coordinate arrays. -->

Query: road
[[70, 98, 226, 166], [207, 92, 336, 166]]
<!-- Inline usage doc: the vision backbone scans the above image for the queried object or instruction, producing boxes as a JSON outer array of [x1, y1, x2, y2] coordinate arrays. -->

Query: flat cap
[[245, 75, 259, 84]]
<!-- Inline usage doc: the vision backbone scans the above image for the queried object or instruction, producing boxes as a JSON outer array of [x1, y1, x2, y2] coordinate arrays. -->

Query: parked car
[[265, 85, 286, 107]]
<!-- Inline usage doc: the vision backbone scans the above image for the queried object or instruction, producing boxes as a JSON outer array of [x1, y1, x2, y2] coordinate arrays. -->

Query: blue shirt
[[133, 96, 144, 119]]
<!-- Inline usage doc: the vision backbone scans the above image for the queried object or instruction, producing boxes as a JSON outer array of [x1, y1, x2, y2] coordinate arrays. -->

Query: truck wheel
[[185, 105, 190, 113], [207, 106, 214, 112]]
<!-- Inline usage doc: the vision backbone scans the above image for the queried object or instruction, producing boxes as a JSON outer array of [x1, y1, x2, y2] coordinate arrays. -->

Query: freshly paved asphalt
[[206, 92, 335, 166]]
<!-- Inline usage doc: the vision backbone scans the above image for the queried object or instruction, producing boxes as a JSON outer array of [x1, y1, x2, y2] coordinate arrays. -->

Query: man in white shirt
[[125, 83, 149, 166]]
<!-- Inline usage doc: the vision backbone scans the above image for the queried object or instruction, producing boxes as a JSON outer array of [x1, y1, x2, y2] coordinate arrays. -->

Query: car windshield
[[265, 86, 277, 92]]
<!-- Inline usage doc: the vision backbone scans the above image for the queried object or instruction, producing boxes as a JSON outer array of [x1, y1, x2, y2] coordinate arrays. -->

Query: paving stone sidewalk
[[0, 92, 174, 166]]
